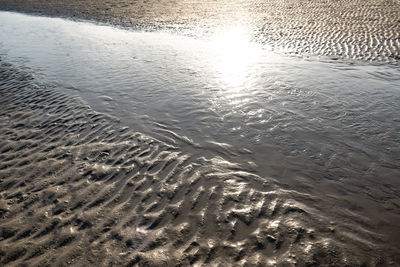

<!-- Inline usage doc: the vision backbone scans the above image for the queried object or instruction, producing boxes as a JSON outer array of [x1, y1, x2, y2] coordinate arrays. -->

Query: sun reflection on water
[[208, 26, 262, 91]]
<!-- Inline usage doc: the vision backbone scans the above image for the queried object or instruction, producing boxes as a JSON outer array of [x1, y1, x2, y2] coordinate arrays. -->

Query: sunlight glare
[[209, 26, 261, 91]]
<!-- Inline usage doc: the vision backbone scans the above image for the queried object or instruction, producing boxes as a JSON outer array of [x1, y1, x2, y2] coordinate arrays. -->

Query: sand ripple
[[0, 0, 400, 62], [1, 62, 398, 265]]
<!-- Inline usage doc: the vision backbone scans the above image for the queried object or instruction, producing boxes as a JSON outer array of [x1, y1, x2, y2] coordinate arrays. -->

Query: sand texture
[[1, 61, 399, 265], [0, 0, 400, 63]]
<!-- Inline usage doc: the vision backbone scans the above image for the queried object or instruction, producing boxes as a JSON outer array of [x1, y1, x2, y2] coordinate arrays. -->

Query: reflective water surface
[[0, 11, 400, 252]]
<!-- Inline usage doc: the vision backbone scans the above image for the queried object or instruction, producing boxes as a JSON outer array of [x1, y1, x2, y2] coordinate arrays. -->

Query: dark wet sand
[[0, 0, 400, 62]]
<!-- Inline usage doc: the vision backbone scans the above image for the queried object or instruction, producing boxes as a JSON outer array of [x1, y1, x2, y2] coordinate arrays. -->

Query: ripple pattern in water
[[0, 12, 399, 183]]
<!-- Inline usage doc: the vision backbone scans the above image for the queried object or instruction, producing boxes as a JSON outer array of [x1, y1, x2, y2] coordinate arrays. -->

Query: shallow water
[[1, 11, 399, 175], [1, 11, 400, 262]]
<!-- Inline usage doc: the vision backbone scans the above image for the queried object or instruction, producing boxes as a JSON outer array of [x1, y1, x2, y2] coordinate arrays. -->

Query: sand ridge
[[0, 0, 399, 62], [1, 61, 399, 265]]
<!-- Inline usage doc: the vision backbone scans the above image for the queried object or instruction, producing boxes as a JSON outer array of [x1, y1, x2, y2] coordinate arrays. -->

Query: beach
[[0, 0, 400, 62], [0, 0, 400, 266]]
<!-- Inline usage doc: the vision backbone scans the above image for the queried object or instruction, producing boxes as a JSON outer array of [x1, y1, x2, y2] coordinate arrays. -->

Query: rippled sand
[[0, 0, 400, 62], [1, 61, 399, 265]]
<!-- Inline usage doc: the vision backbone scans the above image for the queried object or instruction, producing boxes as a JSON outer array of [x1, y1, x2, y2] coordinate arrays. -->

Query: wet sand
[[0, 0, 400, 62]]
